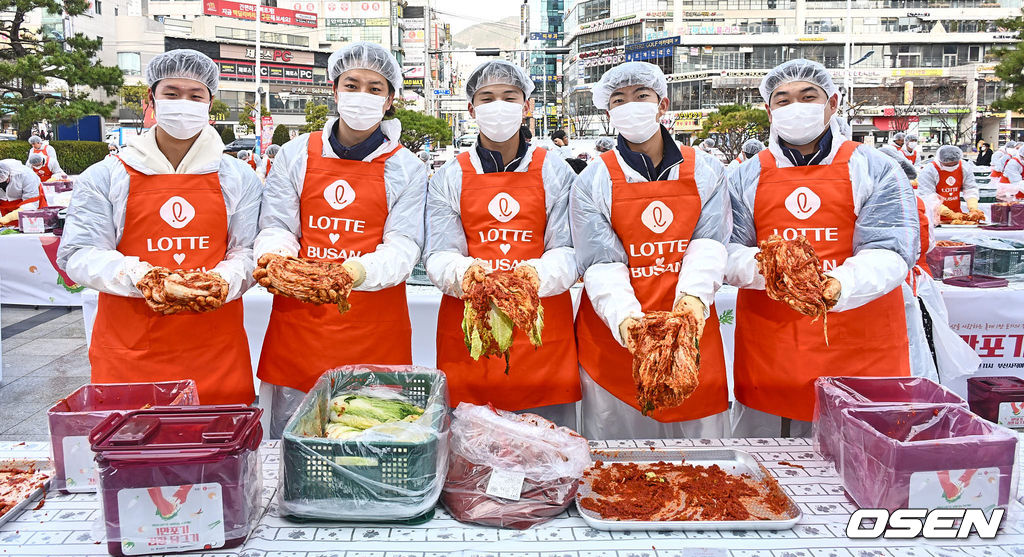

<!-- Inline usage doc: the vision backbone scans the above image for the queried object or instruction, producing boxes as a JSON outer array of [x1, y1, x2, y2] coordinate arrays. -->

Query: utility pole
[[254, 0, 262, 152]]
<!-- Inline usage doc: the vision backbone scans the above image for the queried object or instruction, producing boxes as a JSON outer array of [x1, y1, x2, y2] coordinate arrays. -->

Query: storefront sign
[[203, 0, 317, 28], [323, 1, 388, 18], [219, 45, 315, 65], [217, 60, 316, 83]]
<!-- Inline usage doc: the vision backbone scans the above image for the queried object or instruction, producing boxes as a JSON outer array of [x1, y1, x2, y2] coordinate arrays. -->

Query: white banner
[[323, 0, 388, 18]]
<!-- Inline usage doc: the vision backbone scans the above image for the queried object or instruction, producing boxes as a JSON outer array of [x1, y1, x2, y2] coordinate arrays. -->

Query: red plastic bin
[[925, 244, 976, 279], [968, 376, 1024, 429], [838, 404, 1017, 511], [47, 381, 198, 492], [991, 203, 1024, 227], [90, 405, 263, 556], [813, 376, 966, 467]]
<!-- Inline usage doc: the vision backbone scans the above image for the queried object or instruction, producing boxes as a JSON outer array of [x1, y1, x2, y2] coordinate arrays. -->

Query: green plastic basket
[[280, 368, 447, 522], [974, 243, 1024, 278]]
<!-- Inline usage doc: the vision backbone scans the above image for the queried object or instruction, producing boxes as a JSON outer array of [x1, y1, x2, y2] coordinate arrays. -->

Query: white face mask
[[336, 91, 387, 131], [473, 100, 524, 143], [907, 141, 918, 150], [155, 99, 210, 140], [940, 162, 959, 171], [609, 102, 660, 144], [770, 101, 831, 146]]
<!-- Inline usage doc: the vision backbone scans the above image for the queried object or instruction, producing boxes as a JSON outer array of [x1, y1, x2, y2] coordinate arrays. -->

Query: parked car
[[224, 137, 257, 154]]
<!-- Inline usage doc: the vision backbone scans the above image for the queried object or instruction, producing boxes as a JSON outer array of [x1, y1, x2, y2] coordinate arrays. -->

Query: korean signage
[[625, 36, 679, 62], [949, 290, 1024, 376], [220, 45, 315, 65], [686, 24, 741, 35], [529, 32, 562, 41], [203, 0, 318, 27], [269, 84, 334, 95], [323, 1, 388, 18], [325, 17, 389, 26], [285, 1, 317, 13], [217, 60, 317, 84]]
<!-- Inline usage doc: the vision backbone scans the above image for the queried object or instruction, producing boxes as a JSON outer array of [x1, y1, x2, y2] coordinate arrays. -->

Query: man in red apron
[[901, 134, 920, 165], [27, 136, 62, 177], [727, 59, 919, 437], [424, 60, 581, 429], [255, 42, 426, 438], [0, 160, 44, 223], [571, 62, 731, 439], [727, 139, 766, 172], [989, 142, 1012, 181], [57, 49, 261, 405], [258, 144, 280, 182], [916, 145, 979, 219], [997, 144, 1024, 201]]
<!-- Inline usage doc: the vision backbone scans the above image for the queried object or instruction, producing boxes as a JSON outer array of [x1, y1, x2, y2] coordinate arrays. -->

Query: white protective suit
[[991, 147, 1008, 174], [424, 140, 579, 428], [257, 156, 274, 181], [570, 137, 732, 440], [0, 159, 42, 209], [255, 117, 427, 437], [56, 126, 262, 301], [26, 144, 62, 176], [903, 191, 982, 385], [727, 117, 921, 437], [916, 159, 979, 203], [997, 153, 1024, 201]]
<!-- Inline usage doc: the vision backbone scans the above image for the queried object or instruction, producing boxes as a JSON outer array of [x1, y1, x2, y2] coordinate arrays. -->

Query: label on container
[[943, 254, 972, 278], [117, 483, 225, 555], [485, 468, 525, 501], [997, 402, 1024, 428], [61, 435, 98, 493], [20, 216, 45, 234], [908, 467, 1000, 510]]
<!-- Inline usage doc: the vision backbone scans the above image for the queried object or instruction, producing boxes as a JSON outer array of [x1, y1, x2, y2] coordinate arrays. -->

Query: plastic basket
[[279, 366, 448, 522], [974, 242, 1024, 278]]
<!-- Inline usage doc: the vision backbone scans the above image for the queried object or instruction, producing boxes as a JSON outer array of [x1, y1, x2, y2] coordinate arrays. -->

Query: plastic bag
[[838, 404, 1017, 511], [441, 402, 591, 529], [813, 376, 966, 466], [278, 365, 449, 522], [47, 380, 199, 492], [914, 274, 982, 397]]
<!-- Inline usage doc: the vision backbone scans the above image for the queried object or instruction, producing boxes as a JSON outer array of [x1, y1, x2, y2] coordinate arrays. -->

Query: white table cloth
[[0, 233, 83, 306], [2, 438, 1022, 555]]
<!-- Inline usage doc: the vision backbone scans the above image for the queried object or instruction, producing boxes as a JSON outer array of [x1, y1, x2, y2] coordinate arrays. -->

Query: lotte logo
[[945, 176, 958, 186], [323, 180, 356, 210], [159, 196, 195, 229], [488, 192, 520, 223], [641, 200, 673, 234], [785, 187, 821, 220]]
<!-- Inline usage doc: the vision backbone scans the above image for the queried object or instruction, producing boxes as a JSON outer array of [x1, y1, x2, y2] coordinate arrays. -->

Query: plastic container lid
[[90, 405, 262, 462], [969, 376, 1024, 394]]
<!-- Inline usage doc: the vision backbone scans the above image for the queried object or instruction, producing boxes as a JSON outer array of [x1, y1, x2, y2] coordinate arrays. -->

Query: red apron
[[1000, 156, 1024, 200], [933, 161, 964, 212], [257, 132, 412, 393], [435, 150, 580, 411], [733, 142, 910, 421], [33, 164, 53, 182], [991, 152, 1005, 180], [575, 147, 729, 422], [89, 162, 254, 404], [0, 185, 45, 215], [913, 196, 931, 275], [247, 157, 257, 171], [903, 148, 918, 164]]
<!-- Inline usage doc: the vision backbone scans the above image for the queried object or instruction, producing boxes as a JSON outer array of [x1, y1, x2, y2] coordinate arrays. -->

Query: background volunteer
[[727, 59, 920, 438], [56, 49, 261, 405], [255, 42, 426, 438], [424, 60, 581, 429], [997, 142, 1024, 200], [916, 146, 979, 218], [258, 144, 280, 181], [0, 159, 44, 223], [26, 135, 60, 175], [571, 61, 732, 440], [28, 151, 65, 182], [728, 139, 765, 169]]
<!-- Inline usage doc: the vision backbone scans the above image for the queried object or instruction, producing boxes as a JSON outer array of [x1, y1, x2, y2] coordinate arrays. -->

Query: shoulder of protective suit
[[575, 153, 610, 190], [277, 132, 313, 161], [219, 156, 257, 180], [429, 154, 464, 186], [384, 144, 422, 170]]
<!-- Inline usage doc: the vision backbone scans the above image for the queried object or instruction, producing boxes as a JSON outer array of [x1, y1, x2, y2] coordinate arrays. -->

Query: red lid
[[90, 405, 262, 462], [969, 376, 1024, 393]]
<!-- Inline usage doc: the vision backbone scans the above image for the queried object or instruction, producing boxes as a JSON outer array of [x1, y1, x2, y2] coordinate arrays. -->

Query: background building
[[521, 0, 568, 136], [562, 0, 1020, 147]]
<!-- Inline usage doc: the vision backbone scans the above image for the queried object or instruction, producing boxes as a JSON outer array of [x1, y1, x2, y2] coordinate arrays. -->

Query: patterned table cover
[[2, 438, 1023, 557]]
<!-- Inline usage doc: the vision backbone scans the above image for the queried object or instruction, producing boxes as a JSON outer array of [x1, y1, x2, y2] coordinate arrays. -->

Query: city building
[[562, 0, 1020, 147], [522, 0, 568, 136]]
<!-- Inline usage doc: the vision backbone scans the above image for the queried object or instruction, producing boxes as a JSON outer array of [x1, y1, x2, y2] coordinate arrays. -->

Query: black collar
[[475, 133, 529, 173], [615, 126, 681, 181], [779, 127, 834, 167], [328, 121, 387, 161]]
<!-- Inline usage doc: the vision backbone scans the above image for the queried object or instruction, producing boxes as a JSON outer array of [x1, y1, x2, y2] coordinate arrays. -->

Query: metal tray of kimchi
[[0, 458, 52, 527], [575, 448, 801, 531]]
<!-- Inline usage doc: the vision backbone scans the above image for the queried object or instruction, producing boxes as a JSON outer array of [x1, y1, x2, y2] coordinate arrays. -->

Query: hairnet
[[266, 144, 281, 157], [0, 164, 10, 182], [328, 42, 402, 93], [877, 144, 918, 180], [465, 60, 535, 101], [417, 151, 430, 162], [893, 132, 906, 142], [907, 134, 919, 142], [742, 138, 765, 157], [595, 138, 615, 152], [28, 135, 42, 145], [701, 138, 715, 148], [28, 154, 44, 166], [146, 49, 219, 95], [758, 59, 839, 103], [591, 62, 667, 110], [237, 150, 249, 160], [937, 145, 962, 165]]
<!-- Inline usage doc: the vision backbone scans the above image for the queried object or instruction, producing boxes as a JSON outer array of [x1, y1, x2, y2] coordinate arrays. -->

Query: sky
[[432, 0, 521, 34]]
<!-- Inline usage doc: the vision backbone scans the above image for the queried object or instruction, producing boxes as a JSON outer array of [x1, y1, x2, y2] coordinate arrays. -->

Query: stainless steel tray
[[575, 448, 802, 531], [0, 458, 52, 527]]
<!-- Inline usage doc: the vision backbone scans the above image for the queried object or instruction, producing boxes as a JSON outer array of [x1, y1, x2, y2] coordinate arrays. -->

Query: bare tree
[[929, 85, 976, 148], [566, 102, 596, 138]]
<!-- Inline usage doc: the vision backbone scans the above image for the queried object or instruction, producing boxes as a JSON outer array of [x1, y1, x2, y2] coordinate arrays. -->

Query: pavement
[[0, 305, 88, 442]]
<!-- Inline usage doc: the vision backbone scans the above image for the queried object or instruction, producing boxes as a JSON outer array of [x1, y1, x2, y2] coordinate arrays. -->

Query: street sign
[[432, 89, 453, 96]]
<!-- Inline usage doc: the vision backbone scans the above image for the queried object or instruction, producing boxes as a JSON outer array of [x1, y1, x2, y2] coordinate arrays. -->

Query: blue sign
[[433, 89, 453, 95], [530, 32, 562, 41], [624, 36, 680, 53], [625, 46, 675, 62]]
